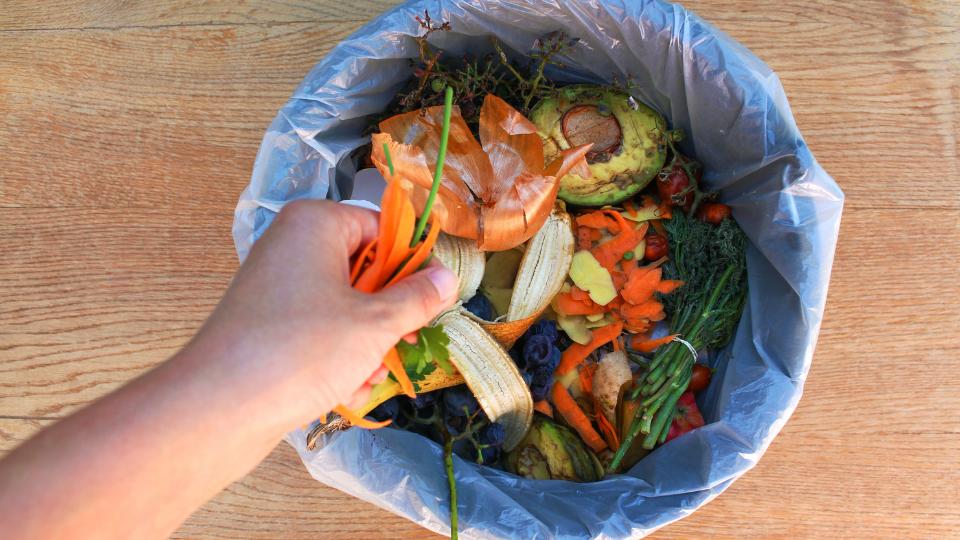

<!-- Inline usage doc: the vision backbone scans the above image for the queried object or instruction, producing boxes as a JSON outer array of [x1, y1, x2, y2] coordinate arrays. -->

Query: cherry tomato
[[698, 202, 732, 225], [688, 364, 712, 393], [666, 392, 705, 441], [656, 154, 698, 209], [644, 233, 669, 261]]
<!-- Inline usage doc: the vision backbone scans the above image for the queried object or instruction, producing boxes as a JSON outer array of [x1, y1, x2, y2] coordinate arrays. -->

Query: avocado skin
[[531, 85, 668, 207], [505, 414, 604, 482]]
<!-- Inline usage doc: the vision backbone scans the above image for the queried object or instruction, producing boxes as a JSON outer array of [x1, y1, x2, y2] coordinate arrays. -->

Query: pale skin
[[0, 200, 459, 539]]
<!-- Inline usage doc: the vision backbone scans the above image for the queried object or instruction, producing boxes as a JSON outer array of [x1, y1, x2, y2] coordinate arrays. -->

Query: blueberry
[[443, 385, 479, 417], [464, 294, 495, 321], [479, 422, 506, 447]]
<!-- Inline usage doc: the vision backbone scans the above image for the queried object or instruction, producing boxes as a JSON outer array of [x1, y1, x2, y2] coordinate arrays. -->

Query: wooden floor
[[1, 1, 958, 537]]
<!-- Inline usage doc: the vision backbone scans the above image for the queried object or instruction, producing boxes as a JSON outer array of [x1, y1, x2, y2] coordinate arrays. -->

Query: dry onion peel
[[372, 94, 592, 251]]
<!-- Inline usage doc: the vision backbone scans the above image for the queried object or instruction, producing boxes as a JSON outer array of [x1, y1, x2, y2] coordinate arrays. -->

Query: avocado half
[[530, 85, 668, 206]]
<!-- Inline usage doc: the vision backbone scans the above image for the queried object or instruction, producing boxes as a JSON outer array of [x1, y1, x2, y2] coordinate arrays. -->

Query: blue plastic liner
[[231, 1, 843, 537]]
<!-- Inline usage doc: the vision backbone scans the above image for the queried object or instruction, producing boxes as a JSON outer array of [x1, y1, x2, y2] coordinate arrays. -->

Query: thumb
[[373, 262, 459, 336]]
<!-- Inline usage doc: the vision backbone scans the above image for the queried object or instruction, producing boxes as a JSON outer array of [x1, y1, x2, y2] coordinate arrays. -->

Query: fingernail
[[426, 266, 458, 304]]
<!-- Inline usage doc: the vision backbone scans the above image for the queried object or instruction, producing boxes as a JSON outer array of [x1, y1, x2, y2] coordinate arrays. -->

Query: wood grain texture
[[1, 0, 958, 538]]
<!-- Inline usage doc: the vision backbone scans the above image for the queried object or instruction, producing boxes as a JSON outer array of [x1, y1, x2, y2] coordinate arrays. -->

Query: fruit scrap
[[371, 94, 592, 251]]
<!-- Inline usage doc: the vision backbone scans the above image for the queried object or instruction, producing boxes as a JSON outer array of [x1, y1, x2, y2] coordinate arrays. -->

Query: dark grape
[[443, 385, 479, 417], [521, 370, 534, 387], [530, 368, 553, 401], [523, 334, 553, 369], [444, 414, 465, 437], [479, 422, 506, 446], [464, 294, 494, 321], [479, 445, 500, 465], [544, 346, 561, 373], [452, 438, 475, 460], [412, 392, 436, 409], [528, 319, 559, 343], [369, 397, 401, 422]]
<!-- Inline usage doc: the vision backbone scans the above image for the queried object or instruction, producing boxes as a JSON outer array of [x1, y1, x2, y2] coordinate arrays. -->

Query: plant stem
[[382, 142, 395, 176], [411, 86, 454, 247], [443, 435, 459, 540]]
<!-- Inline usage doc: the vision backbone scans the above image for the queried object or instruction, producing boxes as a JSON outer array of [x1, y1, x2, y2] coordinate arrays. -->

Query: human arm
[[0, 200, 458, 539]]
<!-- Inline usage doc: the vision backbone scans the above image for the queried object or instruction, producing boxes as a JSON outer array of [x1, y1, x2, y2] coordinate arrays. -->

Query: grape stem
[[443, 434, 459, 540]]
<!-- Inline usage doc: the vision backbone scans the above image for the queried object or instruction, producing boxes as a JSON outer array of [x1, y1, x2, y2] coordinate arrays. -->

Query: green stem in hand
[[383, 142, 395, 177], [411, 86, 454, 247]]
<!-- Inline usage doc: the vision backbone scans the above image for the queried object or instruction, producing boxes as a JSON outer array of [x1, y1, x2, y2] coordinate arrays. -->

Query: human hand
[[185, 200, 458, 429]]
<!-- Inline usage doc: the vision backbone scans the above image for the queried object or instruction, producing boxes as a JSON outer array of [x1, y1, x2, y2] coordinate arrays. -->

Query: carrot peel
[[333, 405, 392, 429], [551, 383, 607, 453]]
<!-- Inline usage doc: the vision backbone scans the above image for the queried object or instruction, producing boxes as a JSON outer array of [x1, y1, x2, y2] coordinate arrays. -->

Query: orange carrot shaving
[[621, 299, 665, 321], [621, 267, 662, 305], [551, 383, 607, 453], [629, 333, 678, 353], [590, 210, 646, 270], [350, 238, 378, 284], [610, 270, 628, 291], [333, 405, 392, 429], [381, 347, 415, 398], [383, 197, 417, 275], [534, 400, 554, 418], [569, 286, 593, 303], [577, 226, 594, 250], [656, 279, 684, 295], [385, 215, 442, 287], [579, 362, 598, 396], [556, 322, 624, 376], [554, 293, 606, 316], [576, 211, 620, 231], [595, 405, 620, 450], [623, 319, 652, 334]]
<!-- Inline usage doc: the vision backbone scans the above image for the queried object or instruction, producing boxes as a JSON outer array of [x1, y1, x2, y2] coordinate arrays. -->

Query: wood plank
[[174, 443, 432, 539], [0, 1, 402, 31], [0, 420, 433, 538], [1, 1, 957, 212], [0, 22, 362, 210], [0, 208, 235, 417]]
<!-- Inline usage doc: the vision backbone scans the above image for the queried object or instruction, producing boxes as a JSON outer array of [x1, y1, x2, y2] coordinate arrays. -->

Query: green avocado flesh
[[530, 85, 668, 207]]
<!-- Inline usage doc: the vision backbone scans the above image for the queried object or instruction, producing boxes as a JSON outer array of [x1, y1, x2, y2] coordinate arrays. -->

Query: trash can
[[232, 1, 844, 537]]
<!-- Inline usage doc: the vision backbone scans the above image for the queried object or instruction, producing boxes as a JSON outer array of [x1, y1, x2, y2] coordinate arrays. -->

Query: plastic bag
[[231, 1, 843, 537]]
